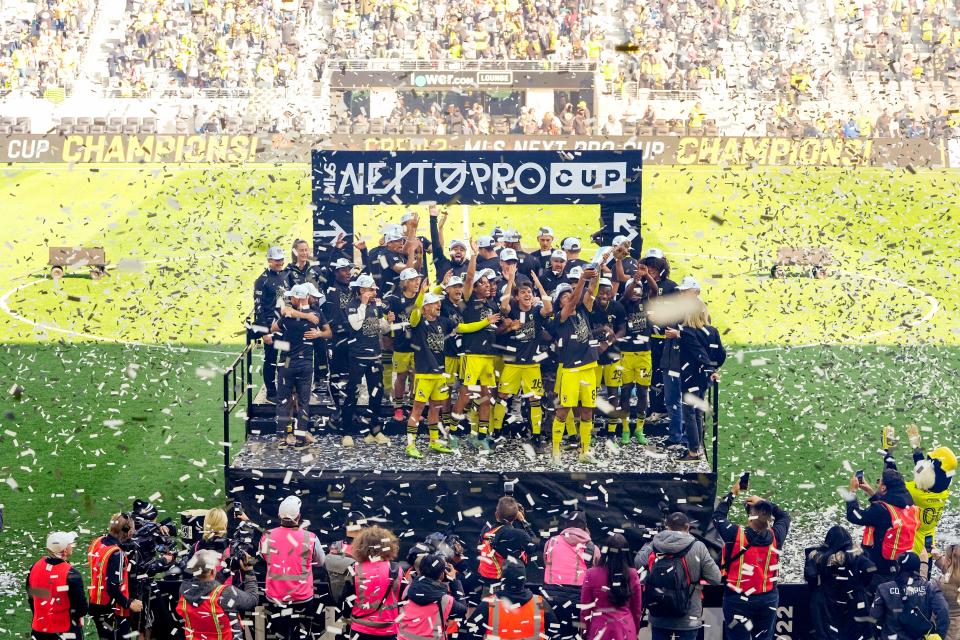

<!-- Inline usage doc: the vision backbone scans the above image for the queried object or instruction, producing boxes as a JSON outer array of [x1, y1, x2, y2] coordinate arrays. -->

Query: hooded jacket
[[178, 572, 259, 637], [405, 575, 468, 619], [804, 525, 876, 640], [543, 527, 599, 586], [636, 530, 722, 631], [845, 481, 915, 579], [870, 572, 951, 638], [465, 582, 557, 640]]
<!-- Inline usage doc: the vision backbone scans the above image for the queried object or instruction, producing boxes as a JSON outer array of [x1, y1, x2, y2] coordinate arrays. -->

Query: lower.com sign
[[409, 71, 514, 88]]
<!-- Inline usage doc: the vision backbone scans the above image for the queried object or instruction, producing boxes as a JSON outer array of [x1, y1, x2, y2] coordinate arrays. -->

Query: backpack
[[643, 541, 696, 618], [323, 553, 357, 603]]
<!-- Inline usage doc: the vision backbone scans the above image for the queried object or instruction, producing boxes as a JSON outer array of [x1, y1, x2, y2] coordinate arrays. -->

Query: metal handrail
[[710, 380, 719, 475]]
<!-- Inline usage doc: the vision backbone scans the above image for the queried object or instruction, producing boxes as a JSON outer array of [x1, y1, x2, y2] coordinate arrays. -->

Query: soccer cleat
[[406, 445, 423, 459], [363, 434, 377, 445], [478, 438, 492, 454], [447, 434, 460, 450], [604, 437, 621, 454], [429, 441, 454, 454], [578, 452, 598, 465], [678, 451, 701, 462], [621, 431, 631, 446], [551, 451, 563, 465], [374, 432, 391, 445], [341, 435, 355, 448], [633, 431, 647, 445]]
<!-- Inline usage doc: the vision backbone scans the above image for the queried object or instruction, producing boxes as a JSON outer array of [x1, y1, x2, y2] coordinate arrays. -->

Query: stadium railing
[[328, 59, 598, 72], [222, 339, 255, 473]]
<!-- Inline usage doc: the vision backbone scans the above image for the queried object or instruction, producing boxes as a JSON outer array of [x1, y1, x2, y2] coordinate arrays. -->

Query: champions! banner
[[311, 149, 643, 259]]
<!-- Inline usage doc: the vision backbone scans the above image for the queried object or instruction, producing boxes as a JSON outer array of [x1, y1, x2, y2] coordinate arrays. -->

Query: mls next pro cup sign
[[310, 150, 643, 257]]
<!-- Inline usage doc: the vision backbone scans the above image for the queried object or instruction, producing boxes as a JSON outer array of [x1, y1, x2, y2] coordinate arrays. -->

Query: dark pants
[[651, 629, 698, 640], [277, 359, 313, 436], [722, 589, 779, 640], [649, 338, 666, 412], [329, 339, 350, 411], [664, 374, 683, 444], [681, 387, 706, 451], [314, 339, 329, 390], [91, 611, 130, 640], [263, 339, 279, 396], [267, 598, 315, 640], [341, 358, 383, 435]]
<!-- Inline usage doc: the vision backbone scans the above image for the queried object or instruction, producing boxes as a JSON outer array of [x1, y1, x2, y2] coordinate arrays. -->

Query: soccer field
[[0, 163, 958, 631]]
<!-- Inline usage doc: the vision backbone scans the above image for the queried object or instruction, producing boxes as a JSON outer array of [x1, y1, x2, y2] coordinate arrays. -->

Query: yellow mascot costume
[[902, 425, 956, 553]]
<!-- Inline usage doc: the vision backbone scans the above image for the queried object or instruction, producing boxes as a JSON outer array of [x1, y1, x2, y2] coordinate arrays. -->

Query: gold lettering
[[83, 135, 107, 162], [62, 135, 84, 162], [697, 137, 722, 164], [153, 135, 176, 161], [718, 138, 741, 165], [125, 136, 149, 162], [742, 138, 770, 164], [102, 136, 126, 163], [768, 138, 791, 165], [676, 138, 699, 164], [797, 138, 820, 164], [205, 136, 228, 162]]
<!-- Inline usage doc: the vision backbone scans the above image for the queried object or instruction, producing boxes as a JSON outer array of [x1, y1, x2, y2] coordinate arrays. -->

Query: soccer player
[[429, 205, 469, 278], [534, 227, 556, 272], [550, 263, 603, 464], [589, 277, 627, 447], [493, 267, 552, 450], [616, 262, 659, 445], [538, 249, 567, 295], [406, 286, 496, 459], [451, 239, 502, 452], [500, 229, 539, 278], [324, 258, 356, 418], [384, 268, 423, 421], [439, 274, 466, 442]]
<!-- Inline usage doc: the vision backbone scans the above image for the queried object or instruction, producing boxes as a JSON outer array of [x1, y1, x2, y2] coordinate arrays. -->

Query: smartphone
[[855, 470, 865, 484], [585, 262, 598, 271], [503, 481, 515, 496], [739, 472, 750, 491], [925, 535, 934, 553]]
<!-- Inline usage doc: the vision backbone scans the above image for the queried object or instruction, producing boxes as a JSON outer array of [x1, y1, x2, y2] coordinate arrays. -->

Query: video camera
[[228, 500, 261, 572]]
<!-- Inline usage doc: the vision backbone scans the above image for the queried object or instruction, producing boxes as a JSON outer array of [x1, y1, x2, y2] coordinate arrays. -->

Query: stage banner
[[311, 149, 643, 259]]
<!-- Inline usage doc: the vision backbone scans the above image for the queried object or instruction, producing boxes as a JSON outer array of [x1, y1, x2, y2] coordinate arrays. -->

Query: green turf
[[0, 163, 959, 635]]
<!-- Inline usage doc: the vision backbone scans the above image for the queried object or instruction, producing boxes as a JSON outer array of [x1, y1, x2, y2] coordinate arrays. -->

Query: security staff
[[467, 562, 555, 640], [253, 247, 288, 403], [27, 532, 87, 640], [272, 284, 331, 446], [177, 549, 258, 640], [88, 514, 143, 640]]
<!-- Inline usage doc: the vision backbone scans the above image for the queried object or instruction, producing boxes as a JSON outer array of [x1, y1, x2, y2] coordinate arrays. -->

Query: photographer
[[176, 549, 258, 640], [398, 554, 468, 640], [88, 513, 143, 640], [128, 499, 176, 637], [713, 482, 790, 640], [477, 496, 536, 598]]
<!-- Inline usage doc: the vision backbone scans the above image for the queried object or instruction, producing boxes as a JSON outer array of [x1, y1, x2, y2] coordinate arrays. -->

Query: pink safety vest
[[263, 527, 316, 603], [398, 594, 453, 640], [543, 535, 592, 586], [351, 561, 401, 635]]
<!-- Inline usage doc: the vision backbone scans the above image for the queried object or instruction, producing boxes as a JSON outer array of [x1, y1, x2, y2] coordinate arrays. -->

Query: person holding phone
[[397, 554, 467, 640]]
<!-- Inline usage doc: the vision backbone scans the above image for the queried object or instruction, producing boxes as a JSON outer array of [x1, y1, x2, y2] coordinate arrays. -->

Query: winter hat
[[897, 551, 921, 574], [502, 559, 526, 589], [881, 468, 906, 493]]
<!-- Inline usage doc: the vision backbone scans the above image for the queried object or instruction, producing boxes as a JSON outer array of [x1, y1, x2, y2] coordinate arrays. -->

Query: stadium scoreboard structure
[[310, 150, 644, 257]]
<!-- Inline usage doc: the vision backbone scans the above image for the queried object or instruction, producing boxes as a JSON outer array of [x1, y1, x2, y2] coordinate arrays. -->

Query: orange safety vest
[[862, 502, 919, 561], [478, 526, 505, 579], [485, 595, 544, 640], [28, 558, 72, 633], [87, 536, 130, 617], [177, 584, 233, 640], [723, 527, 778, 595]]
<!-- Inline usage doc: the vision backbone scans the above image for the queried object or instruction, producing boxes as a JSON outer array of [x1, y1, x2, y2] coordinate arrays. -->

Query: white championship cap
[[279, 495, 302, 520], [423, 292, 444, 305], [645, 247, 665, 259], [289, 284, 310, 298], [537, 226, 555, 238], [551, 249, 567, 261], [562, 237, 581, 252], [46, 532, 78, 554], [448, 238, 467, 251], [502, 230, 521, 243], [352, 274, 377, 289], [399, 267, 421, 281], [331, 258, 354, 270], [444, 276, 464, 288], [678, 276, 701, 291], [267, 246, 286, 260], [477, 235, 495, 249], [499, 248, 519, 262], [567, 266, 584, 280], [473, 268, 495, 284]]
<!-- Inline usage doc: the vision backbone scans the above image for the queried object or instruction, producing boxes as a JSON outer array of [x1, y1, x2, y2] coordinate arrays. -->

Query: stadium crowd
[[0, 0, 95, 96], [26, 431, 958, 640]]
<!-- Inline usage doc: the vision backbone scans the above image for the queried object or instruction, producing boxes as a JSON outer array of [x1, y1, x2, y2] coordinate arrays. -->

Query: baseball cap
[[423, 292, 443, 305], [537, 227, 555, 239], [289, 284, 310, 298], [400, 211, 415, 224], [552, 282, 573, 303], [303, 282, 324, 298], [502, 230, 521, 243], [551, 249, 567, 261], [473, 268, 495, 284], [567, 266, 583, 281], [267, 246, 286, 260], [477, 235, 495, 249], [599, 277, 613, 288], [448, 238, 467, 251], [678, 276, 700, 291], [444, 276, 464, 288], [384, 228, 405, 243], [352, 274, 377, 289], [278, 495, 302, 520], [499, 248, 519, 263], [612, 235, 629, 246], [562, 237, 581, 252], [399, 267, 421, 281], [645, 247, 665, 259], [331, 258, 354, 270], [46, 531, 77, 554]]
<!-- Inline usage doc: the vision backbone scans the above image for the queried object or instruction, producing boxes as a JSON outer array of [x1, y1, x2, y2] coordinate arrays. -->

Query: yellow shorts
[[393, 351, 415, 374], [494, 356, 505, 375], [498, 364, 543, 397], [461, 355, 496, 388], [620, 351, 652, 386], [413, 373, 449, 403], [595, 362, 624, 388], [558, 363, 598, 408], [444, 356, 462, 380]]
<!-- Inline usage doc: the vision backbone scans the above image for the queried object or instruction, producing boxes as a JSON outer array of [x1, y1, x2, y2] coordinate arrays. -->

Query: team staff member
[[538, 250, 567, 295], [492, 267, 551, 448], [325, 258, 357, 418], [253, 246, 288, 403], [177, 549, 259, 640], [644, 248, 678, 419], [271, 284, 331, 445], [384, 268, 423, 422], [500, 230, 539, 278], [429, 205, 469, 278], [259, 496, 325, 640], [534, 227, 555, 273], [88, 514, 142, 640], [405, 286, 495, 459], [713, 483, 791, 640], [451, 239, 501, 451], [589, 278, 627, 446], [343, 275, 394, 446], [286, 239, 314, 287], [27, 532, 87, 640], [550, 263, 602, 464], [616, 261, 658, 445]]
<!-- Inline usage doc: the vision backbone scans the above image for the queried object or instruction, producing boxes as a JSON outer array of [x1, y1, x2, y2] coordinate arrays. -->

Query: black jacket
[[429, 216, 468, 279], [478, 520, 537, 573], [678, 324, 725, 393], [712, 493, 791, 593], [871, 573, 951, 638], [253, 269, 286, 328], [845, 484, 915, 579], [26, 556, 88, 625], [804, 547, 876, 639], [406, 575, 468, 620], [88, 534, 134, 612]]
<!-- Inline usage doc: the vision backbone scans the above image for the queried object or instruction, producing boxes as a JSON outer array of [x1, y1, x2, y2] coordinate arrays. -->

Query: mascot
[[886, 425, 956, 553]]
